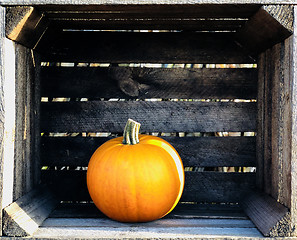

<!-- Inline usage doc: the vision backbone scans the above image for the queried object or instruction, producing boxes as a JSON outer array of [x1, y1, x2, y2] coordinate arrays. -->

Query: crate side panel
[[40, 101, 257, 133], [40, 67, 258, 99], [258, 37, 293, 208], [13, 43, 38, 200], [36, 31, 256, 64]]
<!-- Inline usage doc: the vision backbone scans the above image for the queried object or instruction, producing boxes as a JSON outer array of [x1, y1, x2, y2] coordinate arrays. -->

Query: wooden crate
[[0, 1, 296, 239]]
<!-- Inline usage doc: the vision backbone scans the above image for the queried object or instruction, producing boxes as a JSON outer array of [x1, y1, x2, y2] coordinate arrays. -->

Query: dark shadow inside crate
[[2, 3, 295, 239]]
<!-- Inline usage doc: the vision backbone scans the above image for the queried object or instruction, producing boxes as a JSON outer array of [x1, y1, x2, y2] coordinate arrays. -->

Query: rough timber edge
[[241, 191, 293, 237], [0, 0, 296, 5], [2, 186, 59, 237]]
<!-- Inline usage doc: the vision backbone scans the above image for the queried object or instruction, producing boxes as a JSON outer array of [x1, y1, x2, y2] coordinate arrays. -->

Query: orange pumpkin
[[87, 119, 184, 222]]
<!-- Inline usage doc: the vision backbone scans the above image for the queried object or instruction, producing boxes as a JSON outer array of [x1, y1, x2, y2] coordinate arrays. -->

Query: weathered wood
[[0, 0, 295, 4], [2, 186, 59, 237], [289, 5, 297, 236], [39, 4, 260, 18], [40, 66, 258, 99], [263, 48, 273, 198], [256, 52, 265, 191], [13, 44, 36, 200], [242, 191, 291, 237], [34, 221, 262, 239], [40, 136, 256, 167], [40, 4, 260, 31], [42, 218, 255, 228], [41, 170, 256, 203], [36, 31, 256, 63], [236, 6, 293, 55], [0, 5, 5, 236], [40, 101, 257, 132], [49, 19, 245, 31], [50, 202, 248, 219], [257, 33, 294, 218], [5, 6, 49, 49]]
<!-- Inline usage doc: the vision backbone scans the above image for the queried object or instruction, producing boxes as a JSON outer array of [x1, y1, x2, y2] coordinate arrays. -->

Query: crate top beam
[[0, 0, 296, 5], [5, 4, 293, 57]]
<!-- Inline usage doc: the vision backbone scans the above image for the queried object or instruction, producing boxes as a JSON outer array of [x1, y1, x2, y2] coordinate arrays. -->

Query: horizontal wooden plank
[[49, 19, 245, 32], [39, 4, 260, 18], [41, 170, 256, 203], [40, 136, 256, 167], [183, 171, 256, 203], [40, 101, 257, 132], [0, 0, 294, 5], [33, 225, 263, 239], [36, 31, 256, 63], [42, 218, 255, 228], [40, 67, 258, 99], [49, 202, 248, 219]]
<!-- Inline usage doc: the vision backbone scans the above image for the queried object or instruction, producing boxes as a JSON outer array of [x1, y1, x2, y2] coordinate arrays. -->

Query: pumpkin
[[87, 119, 184, 222]]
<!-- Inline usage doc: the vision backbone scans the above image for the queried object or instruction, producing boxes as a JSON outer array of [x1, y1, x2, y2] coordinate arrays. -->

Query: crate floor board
[[34, 203, 263, 239]]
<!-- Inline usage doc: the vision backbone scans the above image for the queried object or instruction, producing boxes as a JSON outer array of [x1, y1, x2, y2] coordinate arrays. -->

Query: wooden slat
[[2, 186, 59, 237], [50, 19, 245, 32], [42, 218, 255, 228], [0, 0, 294, 5], [242, 191, 291, 237], [33, 225, 262, 239], [40, 66, 258, 99], [36, 31, 256, 63], [49, 202, 248, 219], [5, 7, 49, 49], [40, 101, 257, 132], [236, 6, 293, 55], [39, 4, 260, 18], [41, 170, 256, 203], [40, 136, 256, 167]]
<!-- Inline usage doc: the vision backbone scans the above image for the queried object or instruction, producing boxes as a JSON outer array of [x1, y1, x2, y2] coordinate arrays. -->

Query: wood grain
[[40, 66, 258, 99], [0, 6, 5, 236], [49, 202, 248, 219], [40, 136, 256, 167], [39, 4, 260, 18], [242, 191, 291, 237], [40, 101, 257, 132], [289, 6, 297, 236], [2, 186, 59, 237], [5, 6, 49, 49], [36, 31, 256, 64], [0, 0, 294, 4], [49, 19, 245, 32], [41, 170, 256, 203], [236, 6, 293, 55]]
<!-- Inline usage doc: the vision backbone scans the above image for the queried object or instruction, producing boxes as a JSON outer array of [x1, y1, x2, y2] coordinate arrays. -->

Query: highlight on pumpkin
[[86, 118, 185, 223]]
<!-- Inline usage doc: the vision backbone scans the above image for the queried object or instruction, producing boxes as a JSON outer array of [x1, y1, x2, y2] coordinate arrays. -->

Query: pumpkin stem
[[123, 119, 141, 145]]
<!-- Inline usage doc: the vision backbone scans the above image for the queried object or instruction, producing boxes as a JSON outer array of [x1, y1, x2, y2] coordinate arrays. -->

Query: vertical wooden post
[[0, 5, 5, 236], [289, 5, 297, 237]]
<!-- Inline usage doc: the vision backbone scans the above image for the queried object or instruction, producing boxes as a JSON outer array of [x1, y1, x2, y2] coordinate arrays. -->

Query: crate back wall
[[38, 29, 257, 204]]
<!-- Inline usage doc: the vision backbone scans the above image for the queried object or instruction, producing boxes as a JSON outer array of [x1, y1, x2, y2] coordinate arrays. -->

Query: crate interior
[[2, 3, 294, 239]]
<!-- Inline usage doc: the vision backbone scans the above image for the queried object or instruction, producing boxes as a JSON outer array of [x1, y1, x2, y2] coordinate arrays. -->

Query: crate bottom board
[[32, 202, 263, 239]]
